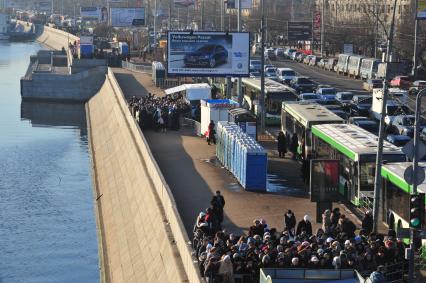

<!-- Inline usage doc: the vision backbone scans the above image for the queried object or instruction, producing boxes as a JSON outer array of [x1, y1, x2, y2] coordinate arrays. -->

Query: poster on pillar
[[418, 0, 426, 19], [167, 31, 250, 77], [309, 159, 340, 202], [110, 7, 145, 27], [226, 0, 253, 9], [174, 0, 196, 8]]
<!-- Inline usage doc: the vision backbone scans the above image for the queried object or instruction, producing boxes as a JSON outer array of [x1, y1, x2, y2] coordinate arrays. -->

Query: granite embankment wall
[[86, 69, 202, 283], [36, 25, 79, 51]]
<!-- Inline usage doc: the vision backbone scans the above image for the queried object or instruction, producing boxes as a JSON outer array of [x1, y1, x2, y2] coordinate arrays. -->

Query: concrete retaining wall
[[86, 69, 202, 283], [21, 66, 107, 102], [36, 25, 79, 51]]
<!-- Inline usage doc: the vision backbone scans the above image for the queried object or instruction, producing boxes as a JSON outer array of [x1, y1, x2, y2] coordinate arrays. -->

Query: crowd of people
[[128, 93, 192, 131], [193, 202, 406, 283]]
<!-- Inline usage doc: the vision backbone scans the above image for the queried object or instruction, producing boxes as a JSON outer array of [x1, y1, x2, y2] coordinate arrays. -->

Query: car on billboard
[[183, 44, 228, 68]]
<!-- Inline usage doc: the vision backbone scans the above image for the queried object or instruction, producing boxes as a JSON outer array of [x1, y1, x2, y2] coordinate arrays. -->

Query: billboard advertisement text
[[80, 7, 100, 21], [110, 8, 145, 27], [418, 0, 426, 19], [288, 22, 312, 41], [310, 159, 340, 202], [167, 31, 250, 77], [226, 0, 253, 9]]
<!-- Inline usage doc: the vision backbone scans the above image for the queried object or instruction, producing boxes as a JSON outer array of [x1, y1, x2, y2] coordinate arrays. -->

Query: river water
[[0, 42, 99, 282]]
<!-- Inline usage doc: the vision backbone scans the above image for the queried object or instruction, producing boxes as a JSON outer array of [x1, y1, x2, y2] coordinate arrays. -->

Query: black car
[[290, 77, 318, 93], [353, 119, 379, 135], [184, 44, 228, 68], [349, 95, 372, 117]]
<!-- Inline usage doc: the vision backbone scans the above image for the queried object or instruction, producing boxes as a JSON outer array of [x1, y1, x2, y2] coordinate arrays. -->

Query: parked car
[[335, 91, 354, 106], [249, 59, 261, 71], [298, 93, 321, 102], [330, 108, 350, 120], [296, 53, 307, 63], [289, 77, 318, 93], [265, 67, 278, 80], [363, 79, 383, 91], [325, 58, 337, 71], [249, 69, 261, 77], [184, 44, 228, 68], [274, 47, 284, 57], [390, 76, 411, 89], [388, 115, 417, 137], [277, 68, 296, 84], [285, 48, 297, 59], [318, 58, 328, 69], [317, 99, 340, 106], [265, 48, 276, 60], [303, 55, 314, 64], [316, 87, 337, 100], [349, 95, 373, 116], [386, 134, 411, 147], [409, 80, 426, 95], [309, 56, 322, 66], [291, 51, 302, 61], [352, 119, 379, 134], [315, 84, 332, 91]]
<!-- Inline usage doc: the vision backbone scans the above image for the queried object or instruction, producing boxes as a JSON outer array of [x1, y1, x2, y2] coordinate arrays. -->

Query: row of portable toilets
[[216, 121, 267, 192]]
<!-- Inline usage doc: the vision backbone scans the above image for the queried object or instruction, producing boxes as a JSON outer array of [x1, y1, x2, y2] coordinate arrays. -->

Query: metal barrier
[[182, 118, 202, 136], [122, 61, 152, 74], [356, 261, 407, 283], [359, 191, 374, 213]]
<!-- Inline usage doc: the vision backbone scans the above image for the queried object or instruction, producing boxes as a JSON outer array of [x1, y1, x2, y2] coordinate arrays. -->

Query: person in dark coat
[[362, 210, 373, 235], [211, 191, 225, 224], [296, 215, 313, 236], [284, 210, 296, 232], [290, 132, 298, 160], [277, 131, 287, 158], [208, 120, 216, 145]]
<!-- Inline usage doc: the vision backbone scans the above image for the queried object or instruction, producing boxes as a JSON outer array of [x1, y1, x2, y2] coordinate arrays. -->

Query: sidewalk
[[113, 68, 369, 237]]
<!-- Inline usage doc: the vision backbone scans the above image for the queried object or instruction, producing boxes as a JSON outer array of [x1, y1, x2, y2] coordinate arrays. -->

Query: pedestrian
[[369, 265, 387, 283], [284, 210, 296, 234], [290, 132, 298, 160], [157, 114, 166, 132], [322, 209, 332, 235], [218, 254, 234, 283], [211, 191, 225, 224], [362, 210, 373, 235], [277, 131, 287, 158], [208, 120, 216, 145], [296, 215, 313, 236]]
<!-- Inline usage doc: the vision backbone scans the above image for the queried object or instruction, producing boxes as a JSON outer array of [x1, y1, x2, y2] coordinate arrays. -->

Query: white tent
[[165, 83, 211, 101]]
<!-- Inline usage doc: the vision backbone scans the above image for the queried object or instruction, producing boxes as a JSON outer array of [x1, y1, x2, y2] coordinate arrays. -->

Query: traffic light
[[409, 193, 425, 229]]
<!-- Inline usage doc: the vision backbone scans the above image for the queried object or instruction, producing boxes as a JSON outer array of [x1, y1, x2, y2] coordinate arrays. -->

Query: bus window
[[285, 114, 294, 134], [360, 162, 375, 189], [268, 99, 281, 114], [385, 180, 409, 221], [306, 129, 312, 147]]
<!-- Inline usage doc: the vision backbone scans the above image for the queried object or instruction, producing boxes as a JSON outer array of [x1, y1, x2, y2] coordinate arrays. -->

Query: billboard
[[310, 159, 340, 202], [167, 31, 250, 77], [287, 22, 312, 41], [34, 1, 52, 12], [226, 0, 253, 9], [110, 8, 145, 27], [418, 0, 426, 19], [80, 7, 100, 21], [174, 0, 196, 8]]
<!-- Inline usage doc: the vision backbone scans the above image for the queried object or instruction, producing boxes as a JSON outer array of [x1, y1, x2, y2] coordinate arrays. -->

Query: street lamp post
[[237, 0, 242, 105], [259, 0, 266, 133]]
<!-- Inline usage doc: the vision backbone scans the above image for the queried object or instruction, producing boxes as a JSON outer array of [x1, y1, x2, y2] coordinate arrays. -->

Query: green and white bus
[[311, 124, 406, 206], [242, 78, 298, 126], [281, 102, 344, 159], [381, 162, 426, 234]]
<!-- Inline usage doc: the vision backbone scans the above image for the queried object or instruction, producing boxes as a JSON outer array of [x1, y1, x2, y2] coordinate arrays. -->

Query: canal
[[0, 42, 99, 282]]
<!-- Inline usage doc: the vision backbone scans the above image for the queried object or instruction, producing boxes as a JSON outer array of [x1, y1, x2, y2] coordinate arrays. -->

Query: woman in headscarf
[[218, 254, 234, 283]]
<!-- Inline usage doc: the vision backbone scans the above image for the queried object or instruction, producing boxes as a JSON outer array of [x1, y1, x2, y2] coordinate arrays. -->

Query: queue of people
[[128, 93, 192, 131], [193, 204, 406, 283]]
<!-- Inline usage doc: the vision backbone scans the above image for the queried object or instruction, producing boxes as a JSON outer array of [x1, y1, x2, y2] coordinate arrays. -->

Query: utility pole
[[374, 0, 378, 58], [221, 0, 224, 30], [237, 0, 242, 105], [260, 0, 266, 133], [153, 0, 157, 48], [201, 0, 204, 29], [320, 0, 324, 57], [169, 0, 172, 30], [372, 0, 398, 234], [413, 1, 419, 79]]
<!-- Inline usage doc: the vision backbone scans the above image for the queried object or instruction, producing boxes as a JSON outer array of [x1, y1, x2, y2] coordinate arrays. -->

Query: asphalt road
[[268, 58, 422, 111]]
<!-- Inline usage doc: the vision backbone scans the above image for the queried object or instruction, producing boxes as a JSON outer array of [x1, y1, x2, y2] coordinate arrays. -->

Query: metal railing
[[359, 191, 374, 213], [182, 118, 202, 136], [122, 61, 152, 74]]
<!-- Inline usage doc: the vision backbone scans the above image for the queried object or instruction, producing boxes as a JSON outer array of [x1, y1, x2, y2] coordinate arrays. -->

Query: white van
[[371, 88, 409, 124], [335, 54, 350, 75], [360, 58, 381, 80], [347, 56, 364, 78]]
